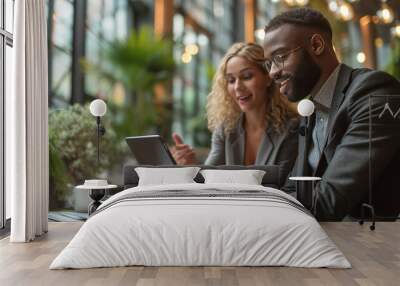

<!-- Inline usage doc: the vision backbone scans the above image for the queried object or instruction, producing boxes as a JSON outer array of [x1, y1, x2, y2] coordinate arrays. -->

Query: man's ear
[[310, 34, 325, 56]]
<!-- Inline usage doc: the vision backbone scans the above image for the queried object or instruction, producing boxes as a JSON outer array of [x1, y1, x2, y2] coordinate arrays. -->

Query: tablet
[[125, 135, 176, 165]]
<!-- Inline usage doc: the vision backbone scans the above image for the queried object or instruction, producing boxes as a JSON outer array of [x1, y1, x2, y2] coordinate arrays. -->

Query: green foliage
[[106, 26, 175, 91], [187, 109, 211, 147], [204, 60, 216, 84], [49, 135, 70, 208], [185, 60, 215, 147], [49, 104, 125, 206], [386, 39, 400, 80], [107, 100, 158, 141], [81, 26, 175, 138]]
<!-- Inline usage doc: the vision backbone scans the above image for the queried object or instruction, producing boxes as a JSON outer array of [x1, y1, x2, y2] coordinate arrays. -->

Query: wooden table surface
[[0, 221, 399, 286]]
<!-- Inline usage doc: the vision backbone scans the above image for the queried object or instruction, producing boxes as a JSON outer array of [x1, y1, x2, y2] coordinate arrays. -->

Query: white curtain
[[7, 0, 49, 242]]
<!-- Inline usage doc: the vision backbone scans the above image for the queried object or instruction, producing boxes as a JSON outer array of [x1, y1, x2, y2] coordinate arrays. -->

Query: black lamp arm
[[96, 116, 106, 136], [95, 116, 106, 167]]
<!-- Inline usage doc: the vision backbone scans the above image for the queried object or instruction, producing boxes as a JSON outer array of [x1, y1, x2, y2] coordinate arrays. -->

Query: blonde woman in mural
[[171, 42, 299, 181]]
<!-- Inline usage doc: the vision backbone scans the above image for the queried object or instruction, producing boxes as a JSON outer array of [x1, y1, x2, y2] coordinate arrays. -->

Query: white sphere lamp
[[90, 99, 107, 117], [297, 99, 315, 117]]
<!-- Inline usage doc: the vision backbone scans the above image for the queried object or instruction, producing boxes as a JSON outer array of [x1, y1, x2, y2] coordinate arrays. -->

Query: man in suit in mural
[[263, 7, 400, 221]]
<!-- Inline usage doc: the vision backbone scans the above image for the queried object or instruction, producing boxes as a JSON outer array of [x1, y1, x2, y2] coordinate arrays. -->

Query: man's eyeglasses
[[264, 46, 302, 72]]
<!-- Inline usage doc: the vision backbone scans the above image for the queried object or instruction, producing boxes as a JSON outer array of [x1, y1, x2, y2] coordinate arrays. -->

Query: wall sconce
[[328, 0, 354, 22], [357, 52, 366, 64], [391, 23, 400, 38], [338, 1, 354, 21], [376, 2, 394, 24], [284, 0, 309, 6]]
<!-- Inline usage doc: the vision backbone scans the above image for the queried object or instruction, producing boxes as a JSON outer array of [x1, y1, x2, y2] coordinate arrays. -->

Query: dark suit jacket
[[205, 114, 299, 187], [290, 64, 400, 221]]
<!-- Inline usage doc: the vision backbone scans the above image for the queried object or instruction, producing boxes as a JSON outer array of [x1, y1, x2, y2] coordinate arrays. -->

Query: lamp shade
[[297, 99, 315, 117], [89, 99, 107, 117]]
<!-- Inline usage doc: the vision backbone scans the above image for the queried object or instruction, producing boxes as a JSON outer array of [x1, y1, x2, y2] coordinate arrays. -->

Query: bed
[[50, 165, 350, 269]]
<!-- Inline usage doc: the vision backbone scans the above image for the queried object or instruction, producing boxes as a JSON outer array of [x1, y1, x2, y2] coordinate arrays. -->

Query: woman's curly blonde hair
[[206, 42, 297, 135]]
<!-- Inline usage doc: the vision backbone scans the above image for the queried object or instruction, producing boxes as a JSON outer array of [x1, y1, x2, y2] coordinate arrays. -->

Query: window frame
[[0, 0, 14, 230]]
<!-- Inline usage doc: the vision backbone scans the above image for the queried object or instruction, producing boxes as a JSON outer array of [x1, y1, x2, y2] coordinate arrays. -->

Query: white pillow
[[200, 169, 266, 185], [135, 167, 201, 186]]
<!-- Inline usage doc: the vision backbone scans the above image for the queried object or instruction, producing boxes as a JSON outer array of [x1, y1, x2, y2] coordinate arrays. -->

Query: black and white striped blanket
[[92, 188, 311, 218]]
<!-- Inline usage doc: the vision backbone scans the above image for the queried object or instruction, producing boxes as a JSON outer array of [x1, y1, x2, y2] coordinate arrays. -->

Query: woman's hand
[[170, 133, 196, 165]]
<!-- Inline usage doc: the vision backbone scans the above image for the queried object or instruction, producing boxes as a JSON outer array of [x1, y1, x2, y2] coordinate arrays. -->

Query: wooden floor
[[0, 222, 399, 286]]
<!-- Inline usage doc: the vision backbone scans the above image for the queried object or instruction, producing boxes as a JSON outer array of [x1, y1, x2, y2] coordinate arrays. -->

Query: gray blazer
[[205, 115, 299, 187]]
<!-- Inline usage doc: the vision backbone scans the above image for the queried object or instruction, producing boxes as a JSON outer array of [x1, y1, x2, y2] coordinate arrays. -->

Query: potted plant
[[49, 104, 124, 211]]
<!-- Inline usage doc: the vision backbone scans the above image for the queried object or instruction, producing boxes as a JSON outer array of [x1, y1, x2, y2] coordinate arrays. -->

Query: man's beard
[[285, 51, 322, 102]]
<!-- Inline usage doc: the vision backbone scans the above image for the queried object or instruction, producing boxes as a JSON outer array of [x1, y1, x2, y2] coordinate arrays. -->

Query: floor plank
[[0, 222, 399, 286]]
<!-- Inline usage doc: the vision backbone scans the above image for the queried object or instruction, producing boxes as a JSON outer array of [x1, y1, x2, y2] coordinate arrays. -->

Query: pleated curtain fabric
[[7, 0, 49, 242]]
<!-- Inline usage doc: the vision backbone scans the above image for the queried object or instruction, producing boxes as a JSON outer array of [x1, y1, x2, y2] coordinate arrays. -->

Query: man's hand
[[170, 133, 196, 165]]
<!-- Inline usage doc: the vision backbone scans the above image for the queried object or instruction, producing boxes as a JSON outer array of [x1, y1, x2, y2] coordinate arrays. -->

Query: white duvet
[[50, 183, 351, 269]]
